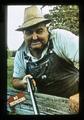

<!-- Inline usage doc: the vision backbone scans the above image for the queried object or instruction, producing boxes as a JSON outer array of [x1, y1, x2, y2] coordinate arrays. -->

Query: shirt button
[[46, 63, 48, 67], [50, 50, 53, 54], [42, 75, 47, 79]]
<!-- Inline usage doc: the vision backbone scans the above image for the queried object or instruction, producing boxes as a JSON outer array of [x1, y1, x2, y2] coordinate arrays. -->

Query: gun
[[26, 77, 40, 115]]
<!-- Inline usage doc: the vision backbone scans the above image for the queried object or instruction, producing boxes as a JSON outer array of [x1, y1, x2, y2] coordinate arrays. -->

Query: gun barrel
[[26, 77, 39, 115]]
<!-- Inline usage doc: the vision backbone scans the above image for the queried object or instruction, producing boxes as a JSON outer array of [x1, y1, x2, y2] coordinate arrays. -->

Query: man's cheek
[[24, 38, 30, 46], [24, 34, 30, 41]]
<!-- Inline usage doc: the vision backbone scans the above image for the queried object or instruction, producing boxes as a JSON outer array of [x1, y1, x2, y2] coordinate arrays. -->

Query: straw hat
[[16, 6, 51, 31]]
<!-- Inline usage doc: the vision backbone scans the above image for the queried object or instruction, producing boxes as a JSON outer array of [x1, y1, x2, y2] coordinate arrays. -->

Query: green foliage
[[7, 57, 14, 87], [45, 5, 79, 35], [7, 50, 12, 58], [7, 49, 16, 58]]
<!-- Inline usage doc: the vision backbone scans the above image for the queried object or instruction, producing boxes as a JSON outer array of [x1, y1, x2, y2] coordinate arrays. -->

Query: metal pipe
[[26, 77, 40, 115]]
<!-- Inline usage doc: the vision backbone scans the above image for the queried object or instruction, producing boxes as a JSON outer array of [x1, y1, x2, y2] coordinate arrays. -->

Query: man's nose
[[32, 32, 38, 40]]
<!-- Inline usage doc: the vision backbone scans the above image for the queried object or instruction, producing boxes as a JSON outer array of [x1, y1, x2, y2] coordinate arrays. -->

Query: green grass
[[7, 57, 14, 88]]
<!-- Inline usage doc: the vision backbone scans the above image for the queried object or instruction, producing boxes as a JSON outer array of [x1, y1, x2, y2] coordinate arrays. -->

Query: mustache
[[29, 38, 46, 44]]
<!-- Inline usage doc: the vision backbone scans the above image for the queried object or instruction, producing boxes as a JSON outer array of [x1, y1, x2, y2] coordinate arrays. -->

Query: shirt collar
[[25, 43, 49, 62]]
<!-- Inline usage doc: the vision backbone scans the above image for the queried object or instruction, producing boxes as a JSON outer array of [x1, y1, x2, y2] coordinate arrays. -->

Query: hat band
[[24, 17, 45, 24]]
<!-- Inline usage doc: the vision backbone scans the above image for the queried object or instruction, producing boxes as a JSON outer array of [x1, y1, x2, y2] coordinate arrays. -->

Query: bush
[[7, 57, 14, 87], [45, 5, 79, 35]]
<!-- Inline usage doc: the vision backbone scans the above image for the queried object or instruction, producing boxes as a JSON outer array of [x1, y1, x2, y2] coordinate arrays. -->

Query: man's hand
[[12, 74, 36, 90], [21, 74, 36, 89], [69, 93, 79, 113], [20, 74, 33, 87], [21, 74, 33, 84]]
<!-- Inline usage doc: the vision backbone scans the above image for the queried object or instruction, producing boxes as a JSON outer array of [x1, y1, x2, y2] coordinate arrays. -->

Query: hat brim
[[16, 18, 51, 31]]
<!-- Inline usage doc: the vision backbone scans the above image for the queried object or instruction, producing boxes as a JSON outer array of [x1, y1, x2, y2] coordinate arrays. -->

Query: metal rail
[[26, 77, 40, 115]]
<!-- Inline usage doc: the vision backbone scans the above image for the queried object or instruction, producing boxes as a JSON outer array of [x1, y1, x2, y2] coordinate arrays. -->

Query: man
[[12, 5, 79, 98]]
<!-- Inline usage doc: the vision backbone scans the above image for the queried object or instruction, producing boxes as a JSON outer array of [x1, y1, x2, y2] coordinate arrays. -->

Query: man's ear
[[46, 26, 49, 30]]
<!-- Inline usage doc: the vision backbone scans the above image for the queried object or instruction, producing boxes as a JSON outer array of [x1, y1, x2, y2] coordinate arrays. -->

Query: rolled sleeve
[[13, 51, 26, 78]]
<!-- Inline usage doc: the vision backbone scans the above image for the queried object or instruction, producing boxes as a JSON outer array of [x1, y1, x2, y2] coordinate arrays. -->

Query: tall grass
[[7, 57, 14, 88]]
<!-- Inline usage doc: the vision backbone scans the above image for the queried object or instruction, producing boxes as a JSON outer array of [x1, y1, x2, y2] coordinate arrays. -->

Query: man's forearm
[[12, 79, 27, 90], [12, 75, 34, 90]]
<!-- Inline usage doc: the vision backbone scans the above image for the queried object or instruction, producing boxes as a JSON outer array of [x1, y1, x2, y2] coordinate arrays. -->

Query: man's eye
[[36, 29, 43, 34], [25, 30, 32, 35]]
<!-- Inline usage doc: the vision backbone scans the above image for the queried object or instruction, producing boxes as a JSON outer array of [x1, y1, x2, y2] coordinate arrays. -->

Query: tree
[[44, 5, 79, 35]]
